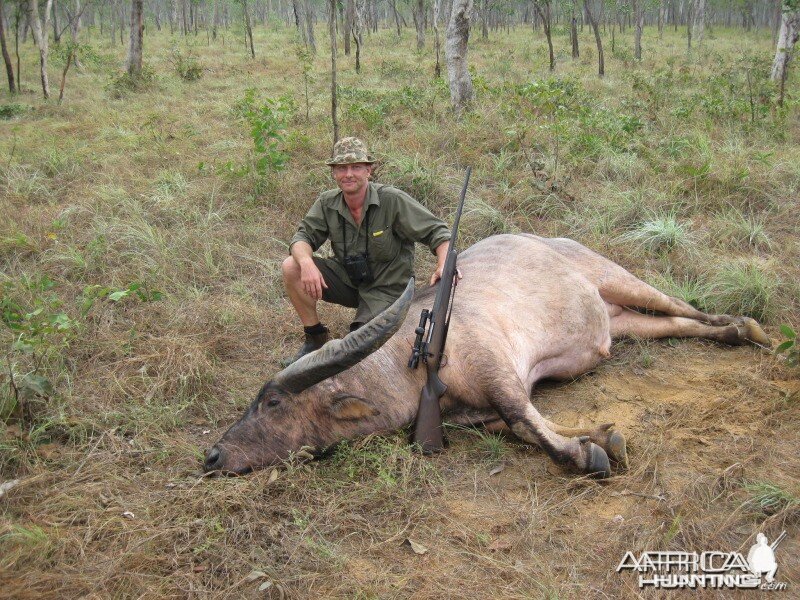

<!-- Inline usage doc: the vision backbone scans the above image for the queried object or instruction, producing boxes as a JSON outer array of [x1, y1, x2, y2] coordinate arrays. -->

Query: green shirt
[[289, 183, 451, 296]]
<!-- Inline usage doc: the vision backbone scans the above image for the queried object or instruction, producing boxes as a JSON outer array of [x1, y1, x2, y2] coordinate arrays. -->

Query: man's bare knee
[[282, 256, 301, 281]]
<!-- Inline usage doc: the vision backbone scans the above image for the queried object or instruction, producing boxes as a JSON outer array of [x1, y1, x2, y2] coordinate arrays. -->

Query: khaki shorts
[[313, 257, 399, 330]]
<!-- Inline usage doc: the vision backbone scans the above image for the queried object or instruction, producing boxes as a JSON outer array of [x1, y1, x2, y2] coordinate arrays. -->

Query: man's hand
[[430, 241, 463, 286], [429, 266, 463, 286], [300, 261, 328, 300]]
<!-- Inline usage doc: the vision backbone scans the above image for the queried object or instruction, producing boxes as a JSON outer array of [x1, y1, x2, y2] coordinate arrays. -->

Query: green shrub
[[775, 325, 798, 368], [169, 45, 203, 81], [0, 103, 27, 120], [233, 89, 293, 175]]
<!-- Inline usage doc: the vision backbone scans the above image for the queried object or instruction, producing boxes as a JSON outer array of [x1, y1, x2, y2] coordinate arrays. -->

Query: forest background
[[0, 0, 799, 597]]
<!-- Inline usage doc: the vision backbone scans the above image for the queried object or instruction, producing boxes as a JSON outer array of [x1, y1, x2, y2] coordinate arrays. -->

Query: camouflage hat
[[325, 137, 376, 166]]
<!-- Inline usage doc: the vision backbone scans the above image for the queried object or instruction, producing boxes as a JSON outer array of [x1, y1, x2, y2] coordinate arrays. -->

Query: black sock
[[304, 323, 327, 335]]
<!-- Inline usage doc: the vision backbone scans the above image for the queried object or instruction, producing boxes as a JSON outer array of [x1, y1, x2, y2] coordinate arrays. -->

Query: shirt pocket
[[369, 225, 399, 263]]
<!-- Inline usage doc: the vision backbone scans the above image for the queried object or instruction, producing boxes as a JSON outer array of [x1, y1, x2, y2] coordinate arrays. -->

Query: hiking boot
[[281, 328, 330, 367]]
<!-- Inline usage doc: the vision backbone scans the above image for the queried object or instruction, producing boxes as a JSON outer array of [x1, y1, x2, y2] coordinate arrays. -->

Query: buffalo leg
[[539, 236, 768, 333], [475, 357, 612, 477], [485, 418, 628, 469], [609, 308, 769, 346]]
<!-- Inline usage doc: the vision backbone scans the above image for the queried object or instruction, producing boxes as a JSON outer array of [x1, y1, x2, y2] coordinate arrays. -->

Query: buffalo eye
[[266, 398, 281, 407]]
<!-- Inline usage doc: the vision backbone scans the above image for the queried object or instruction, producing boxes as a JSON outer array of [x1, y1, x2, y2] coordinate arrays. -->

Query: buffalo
[[204, 234, 769, 477]]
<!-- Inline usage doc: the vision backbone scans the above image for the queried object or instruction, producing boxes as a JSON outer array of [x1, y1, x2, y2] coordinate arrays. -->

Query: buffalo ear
[[329, 395, 380, 420]]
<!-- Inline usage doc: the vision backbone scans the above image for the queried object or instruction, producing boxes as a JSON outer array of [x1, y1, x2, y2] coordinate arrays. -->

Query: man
[[282, 137, 451, 364]]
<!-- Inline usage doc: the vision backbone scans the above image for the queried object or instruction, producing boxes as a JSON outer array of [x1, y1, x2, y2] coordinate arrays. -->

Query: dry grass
[[1, 21, 799, 599]]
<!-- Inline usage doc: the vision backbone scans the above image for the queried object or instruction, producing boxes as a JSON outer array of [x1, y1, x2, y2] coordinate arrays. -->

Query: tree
[[329, 0, 339, 145], [433, 0, 442, 77], [584, 0, 604, 76], [0, 0, 16, 92], [413, 0, 425, 49], [692, 0, 705, 44], [126, 0, 144, 75], [28, 0, 56, 98], [344, 0, 353, 55], [241, 0, 255, 57], [771, 1, 799, 106], [445, 0, 474, 113], [533, 0, 554, 72], [570, 2, 579, 59], [352, 0, 365, 72], [633, 0, 643, 60]]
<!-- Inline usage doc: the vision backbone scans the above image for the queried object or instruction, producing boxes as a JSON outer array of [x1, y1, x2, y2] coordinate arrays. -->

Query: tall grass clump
[[742, 481, 799, 515], [706, 259, 778, 322], [615, 212, 695, 255], [711, 207, 772, 251]]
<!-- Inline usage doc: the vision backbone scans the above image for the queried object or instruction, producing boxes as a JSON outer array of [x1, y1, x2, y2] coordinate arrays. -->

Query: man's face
[[332, 163, 373, 197]]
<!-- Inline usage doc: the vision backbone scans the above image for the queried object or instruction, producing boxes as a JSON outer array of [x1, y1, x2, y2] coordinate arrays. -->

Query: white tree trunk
[[692, 0, 705, 44], [445, 0, 473, 113], [771, 9, 799, 81], [28, 0, 54, 98]]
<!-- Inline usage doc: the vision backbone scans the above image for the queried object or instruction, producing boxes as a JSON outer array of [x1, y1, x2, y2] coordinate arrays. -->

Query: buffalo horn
[[274, 278, 415, 393]]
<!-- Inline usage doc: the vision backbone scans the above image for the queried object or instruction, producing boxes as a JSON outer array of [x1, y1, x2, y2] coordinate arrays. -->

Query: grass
[[615, 211, 695, 255], [0, 19, 798, 600], [707, 259, 779, 322], [743, 481, 800, 515]]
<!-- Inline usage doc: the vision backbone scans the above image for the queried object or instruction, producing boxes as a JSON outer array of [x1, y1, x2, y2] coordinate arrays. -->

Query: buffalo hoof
[[739, 317, 771, 348], [606, 430, 629, 470], [590, 423, 629, 470], [578, 436, 611, 479]]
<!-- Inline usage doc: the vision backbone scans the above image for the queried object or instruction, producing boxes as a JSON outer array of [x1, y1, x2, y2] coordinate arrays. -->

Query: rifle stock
[[410, 166, 471, 453]]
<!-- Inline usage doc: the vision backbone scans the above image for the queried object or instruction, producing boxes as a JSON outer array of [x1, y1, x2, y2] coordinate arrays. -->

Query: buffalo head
[[203, 279, 415, 474]]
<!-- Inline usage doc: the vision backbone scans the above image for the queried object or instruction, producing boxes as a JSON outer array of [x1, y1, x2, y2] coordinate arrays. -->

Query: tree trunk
[[692, 0, 704, 44], [389, 0, 401, 36], [633, 0, 643, 60], [352, 0, 363, 72], [52, 0, 60, 43], [570, 10, 579, 58], [329, 0, 338, 145], [243, 0, 255, 57], [0, 0, 16, 92], [28, 0, 55, 99], [344, 0, 352, 54], [14, 5, 21, 91], [584, 0, 603, 76], [433, 0, 442, 77], [445, 0, 474, 113], [69, 0, 83, 69], [126, 0, 143, 75], [413, 0, 424, 49], [480, 0, 488, 39], [304, 0, 316, 52], [534, 1, 554, 72], [771, 8, 799, 108]]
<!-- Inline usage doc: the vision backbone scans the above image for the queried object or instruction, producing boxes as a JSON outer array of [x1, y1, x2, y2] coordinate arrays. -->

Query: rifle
[[408, 166, 471, 454]]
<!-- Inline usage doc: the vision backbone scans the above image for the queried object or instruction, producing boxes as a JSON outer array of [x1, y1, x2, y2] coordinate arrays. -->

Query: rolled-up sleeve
[[392, 191, 451, 254], [289, 196, 329, 253]]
